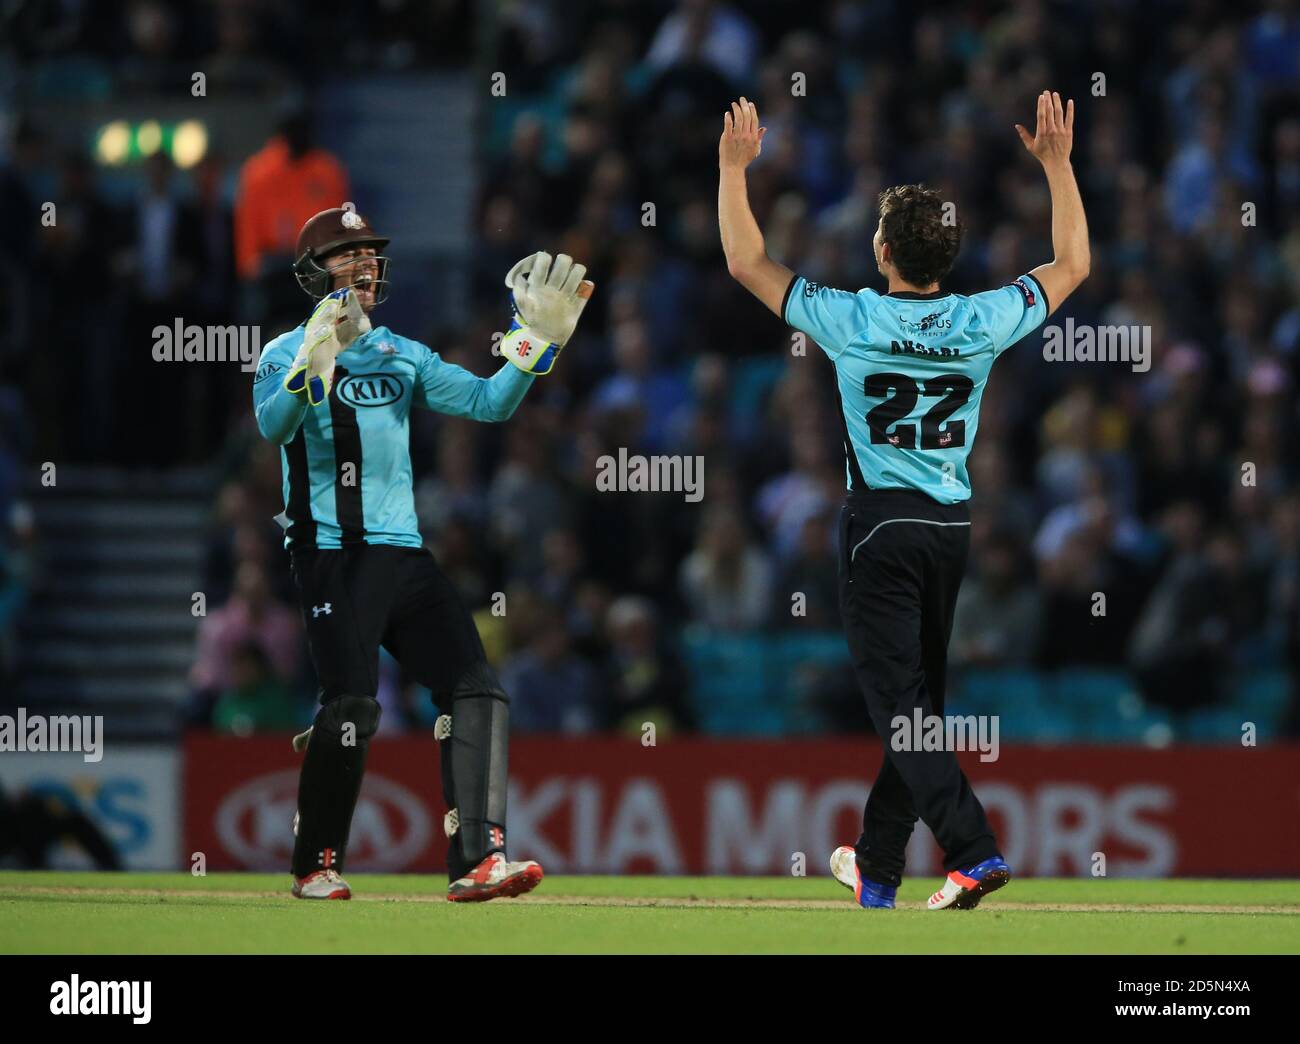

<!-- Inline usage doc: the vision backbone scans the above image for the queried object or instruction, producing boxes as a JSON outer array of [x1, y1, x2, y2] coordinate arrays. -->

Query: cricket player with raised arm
[[252, 207, 593, 901], [719, 93, 1089, 909]]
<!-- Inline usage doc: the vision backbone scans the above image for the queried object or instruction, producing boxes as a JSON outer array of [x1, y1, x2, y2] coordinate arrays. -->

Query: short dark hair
[[877, 184, 962, 287]]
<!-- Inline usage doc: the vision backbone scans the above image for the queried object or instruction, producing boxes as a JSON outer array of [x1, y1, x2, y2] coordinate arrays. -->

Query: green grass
[[1, 872, 1296, 954]]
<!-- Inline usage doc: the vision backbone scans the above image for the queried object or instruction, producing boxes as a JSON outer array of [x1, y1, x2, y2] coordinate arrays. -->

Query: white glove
[[284, 289, 370, 406], [335, 287, 371, 348], [500, 251, 595, 375]]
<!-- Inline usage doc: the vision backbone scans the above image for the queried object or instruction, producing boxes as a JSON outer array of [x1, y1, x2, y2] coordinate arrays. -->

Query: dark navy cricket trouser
[[291, 544, 489, 704], [838, 488, 999, 888], [288, 544, 503, 881]]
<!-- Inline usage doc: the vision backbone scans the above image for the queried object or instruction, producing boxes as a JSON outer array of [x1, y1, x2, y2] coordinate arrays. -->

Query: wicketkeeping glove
[[284, 289, 371, 406], [500, 251, 595, 375]]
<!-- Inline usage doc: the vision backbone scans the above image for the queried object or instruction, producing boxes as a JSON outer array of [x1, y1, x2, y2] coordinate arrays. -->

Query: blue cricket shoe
[[830, 846, 897, 909]]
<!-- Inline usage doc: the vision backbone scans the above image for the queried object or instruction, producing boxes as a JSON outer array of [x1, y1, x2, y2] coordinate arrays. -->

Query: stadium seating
[[680, 634, 1280, 743]]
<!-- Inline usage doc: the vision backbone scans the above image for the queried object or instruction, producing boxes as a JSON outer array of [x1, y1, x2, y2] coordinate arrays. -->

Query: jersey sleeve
[[782, 276, 874, 360], [969, 273, 1050, 356], [413, 342, 535, 422], [252, 333, 309, 445]]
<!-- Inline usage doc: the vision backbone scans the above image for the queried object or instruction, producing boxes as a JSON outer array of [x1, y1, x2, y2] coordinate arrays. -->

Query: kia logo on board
[[214, 769, 432, 870]]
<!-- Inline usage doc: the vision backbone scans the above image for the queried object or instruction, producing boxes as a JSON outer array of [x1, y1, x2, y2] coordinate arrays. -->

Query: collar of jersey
[[886, 289, 950, 300]]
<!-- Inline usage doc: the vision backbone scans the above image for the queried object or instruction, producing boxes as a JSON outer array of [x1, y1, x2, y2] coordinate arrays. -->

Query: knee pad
[[314, 694, 382, 741], [450, 661, 508, 704]]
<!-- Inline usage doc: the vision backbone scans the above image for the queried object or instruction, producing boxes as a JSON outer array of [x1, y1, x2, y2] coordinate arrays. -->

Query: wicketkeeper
[[252, 206, 593, 900]]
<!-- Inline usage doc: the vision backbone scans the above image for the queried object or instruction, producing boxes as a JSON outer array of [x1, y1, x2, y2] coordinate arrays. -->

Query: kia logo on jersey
[[336, 373, 406, 407]]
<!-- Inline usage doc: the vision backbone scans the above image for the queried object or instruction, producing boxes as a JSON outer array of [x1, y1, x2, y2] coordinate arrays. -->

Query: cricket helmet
[[293, 207, 392, 304]]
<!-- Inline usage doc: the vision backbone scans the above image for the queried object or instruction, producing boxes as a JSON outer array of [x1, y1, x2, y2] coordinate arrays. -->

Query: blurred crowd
[[4, 1, 1300, 735]]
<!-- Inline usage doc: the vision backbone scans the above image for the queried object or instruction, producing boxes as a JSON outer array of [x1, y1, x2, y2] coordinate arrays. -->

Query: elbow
[[482, 395, 517, 423], [726, 257, 757, 286], [1068, 248, 1091, 284], [255, 415, 284, 444], [258, 417, 296, 446], [725, 248, 764, 286]]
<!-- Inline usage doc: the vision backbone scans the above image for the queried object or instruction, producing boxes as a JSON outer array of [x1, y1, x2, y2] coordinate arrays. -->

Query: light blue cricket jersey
[[783, 273, 1049, 503], [252, 324, 534, 550]]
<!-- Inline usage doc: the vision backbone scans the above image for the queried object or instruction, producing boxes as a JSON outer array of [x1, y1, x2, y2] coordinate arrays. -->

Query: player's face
[[325, 247, 380, 312]]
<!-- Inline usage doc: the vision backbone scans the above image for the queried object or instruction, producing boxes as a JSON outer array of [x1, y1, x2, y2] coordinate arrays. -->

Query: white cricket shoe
[[292, 869, 351, 900], [926, 857, 1011, 910], [447, 852, 543, 903], [830, 845, 858, 890]]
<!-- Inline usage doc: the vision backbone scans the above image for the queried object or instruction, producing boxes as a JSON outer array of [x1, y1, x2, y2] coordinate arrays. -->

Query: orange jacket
[[234, 136, 350, 280]]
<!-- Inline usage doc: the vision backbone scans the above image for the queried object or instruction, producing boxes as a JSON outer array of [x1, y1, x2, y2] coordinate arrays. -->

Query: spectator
[[680, 505, 773, 631], [233, 100, 349, 326], [602, 596, 693, 734], [1129, 503, 1234, 710], [189, 561, 303, 723], [771, 510, 838, 630], [645, 0, 760, 85], [211, 643, 306, 735], [500, 613, 600, 732], [952, 530, 1041, 669]]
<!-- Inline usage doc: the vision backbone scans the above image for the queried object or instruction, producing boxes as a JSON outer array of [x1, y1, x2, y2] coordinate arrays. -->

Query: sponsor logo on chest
[[336, 372, 406, 407]]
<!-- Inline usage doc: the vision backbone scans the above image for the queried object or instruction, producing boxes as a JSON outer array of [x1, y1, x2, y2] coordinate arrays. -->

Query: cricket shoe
[[830, 846, 896, 909], [292, 869, 351, 900], [447, 852, 543, 903], [927, 856, 1011, 910]]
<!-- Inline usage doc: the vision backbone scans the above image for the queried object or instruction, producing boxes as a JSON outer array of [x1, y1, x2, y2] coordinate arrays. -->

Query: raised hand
[[499, 251, 595, 375], [720, 96, 767, 170], [1015, 91, 1074, 168]]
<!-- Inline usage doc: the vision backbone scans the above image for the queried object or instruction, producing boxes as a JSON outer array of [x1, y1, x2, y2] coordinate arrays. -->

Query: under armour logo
[[312, 603, 332, 618]]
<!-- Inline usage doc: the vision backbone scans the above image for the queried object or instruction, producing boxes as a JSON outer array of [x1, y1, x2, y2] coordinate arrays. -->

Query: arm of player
[[718, 97, 795, 317], [415, 349, 535, 422], [253, 337, 310, 445], [1018, 91, 1090, 318]]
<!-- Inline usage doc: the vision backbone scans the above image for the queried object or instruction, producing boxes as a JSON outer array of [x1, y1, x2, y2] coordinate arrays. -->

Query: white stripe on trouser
[[849, 518, 972, 563]]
